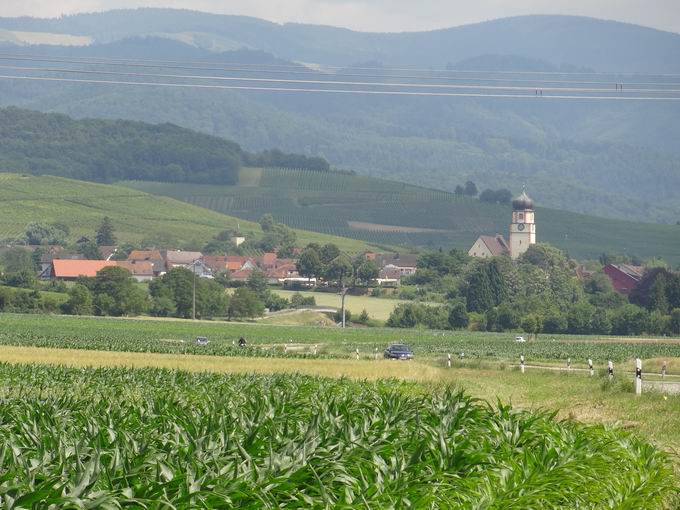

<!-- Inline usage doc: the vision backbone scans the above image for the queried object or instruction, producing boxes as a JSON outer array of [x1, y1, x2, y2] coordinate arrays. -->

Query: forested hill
[[0, 108, 329, 184]]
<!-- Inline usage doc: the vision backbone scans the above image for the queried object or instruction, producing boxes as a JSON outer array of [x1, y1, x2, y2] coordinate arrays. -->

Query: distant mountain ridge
[[0, 10, 679, 72]]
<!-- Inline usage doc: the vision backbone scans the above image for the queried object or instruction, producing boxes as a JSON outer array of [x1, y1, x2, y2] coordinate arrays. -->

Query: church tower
[[509, 190, 536, 259]]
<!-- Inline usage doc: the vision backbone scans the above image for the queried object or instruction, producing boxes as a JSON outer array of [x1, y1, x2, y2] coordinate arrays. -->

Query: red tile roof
[[225, 256, 255, 271], [128, 250, 162, 261], [266, 263, 299, 279], [202, 255, 229, 272], [52, 259, 116, 278], [261, 252, 277, 267], [162, 250, 203, 265], [230, 268, 253, 281]]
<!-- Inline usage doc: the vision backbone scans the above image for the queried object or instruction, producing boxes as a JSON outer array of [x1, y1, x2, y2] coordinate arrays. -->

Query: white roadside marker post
[[314, 344, 318, 356], [520, 354, 525, 374], [374, 347, 378, 360], [567, 357, 571, 373], [460, 352, 465, 363], [284, 344, 288, 354], [356, 348, 359, 360], [588, 358, 594, 377], [447, 353, 451, 368], [662, 361, 667, 380], [635, 358, 642, 396], [608, 360, 614, 381]]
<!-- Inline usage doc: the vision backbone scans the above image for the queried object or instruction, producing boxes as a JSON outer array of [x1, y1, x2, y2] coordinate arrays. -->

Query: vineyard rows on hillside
[[123, 168, 680, 263]]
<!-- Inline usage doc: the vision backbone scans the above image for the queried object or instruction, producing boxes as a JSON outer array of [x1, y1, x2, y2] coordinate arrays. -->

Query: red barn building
[[603, 264, 645, 295]]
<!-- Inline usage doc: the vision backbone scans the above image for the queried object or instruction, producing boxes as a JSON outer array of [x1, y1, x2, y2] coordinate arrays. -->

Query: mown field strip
[[0, 345, 444, 380]]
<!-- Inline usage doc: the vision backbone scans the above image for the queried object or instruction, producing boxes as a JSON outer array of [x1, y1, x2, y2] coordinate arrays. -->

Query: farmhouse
[[375, 253, 418, 277]]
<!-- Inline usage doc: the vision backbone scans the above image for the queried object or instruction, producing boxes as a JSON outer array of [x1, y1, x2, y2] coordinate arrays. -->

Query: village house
[[259, 252, 278, 269], [201, 255, 231, 275], [127, 250, 165, 276], [265, 262, 300, 284], [201, 255, 258, 275], [49, 259, 117, 281], [226, 256, 257, 272], [375, 253, 418, 278], [229, 268, 254, 282], [161, 250, 204, 271], [47, 259, 155, 283], [603, 264, 645, 295], [116, 261, 155, 282]]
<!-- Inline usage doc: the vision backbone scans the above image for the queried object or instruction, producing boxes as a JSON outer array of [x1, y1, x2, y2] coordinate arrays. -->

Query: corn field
[[0, 364, 676, 508], [2, 313, 680, 364]]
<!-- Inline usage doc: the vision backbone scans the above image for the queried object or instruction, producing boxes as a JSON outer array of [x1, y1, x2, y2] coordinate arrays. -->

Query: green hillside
[[125, 168, 680, 264], [0, 173, 374, 252]]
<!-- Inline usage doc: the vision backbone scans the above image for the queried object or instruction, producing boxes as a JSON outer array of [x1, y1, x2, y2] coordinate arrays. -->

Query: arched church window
[[518, 213, 524, 221]]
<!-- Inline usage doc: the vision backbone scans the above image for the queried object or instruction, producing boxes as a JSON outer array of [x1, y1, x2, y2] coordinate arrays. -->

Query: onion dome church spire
[[512, 187, 534, 211]]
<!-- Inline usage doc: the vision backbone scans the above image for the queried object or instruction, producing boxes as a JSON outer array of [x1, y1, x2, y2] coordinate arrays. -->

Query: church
[[468, 190, 536, 260]]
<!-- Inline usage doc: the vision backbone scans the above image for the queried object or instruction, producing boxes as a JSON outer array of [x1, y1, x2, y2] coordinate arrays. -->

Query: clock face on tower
[[517, 223, 525, 231]]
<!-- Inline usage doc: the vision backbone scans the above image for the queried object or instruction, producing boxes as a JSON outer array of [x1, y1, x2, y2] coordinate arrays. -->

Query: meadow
[[125, 167, 680, 263], [272, 289, 409, 321], [0, 173, 373, 252], [0, 363, 676, 508]]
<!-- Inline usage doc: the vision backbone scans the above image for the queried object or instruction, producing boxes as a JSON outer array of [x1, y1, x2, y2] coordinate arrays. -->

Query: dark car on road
[[384, 343, 414, 360]]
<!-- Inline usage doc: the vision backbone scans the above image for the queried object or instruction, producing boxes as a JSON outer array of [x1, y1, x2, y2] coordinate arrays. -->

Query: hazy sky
[[2, 0, 680, 34]]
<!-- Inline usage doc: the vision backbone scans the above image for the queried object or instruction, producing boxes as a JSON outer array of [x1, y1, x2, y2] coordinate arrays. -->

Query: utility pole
[[192, 259, 197, 320], [341, 283, 347, 328]]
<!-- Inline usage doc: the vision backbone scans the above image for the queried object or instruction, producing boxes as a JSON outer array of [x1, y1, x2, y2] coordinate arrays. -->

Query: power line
[[2, 74, 679, 100], [3, 64, 679, 95], [1, 53, 679, 88]]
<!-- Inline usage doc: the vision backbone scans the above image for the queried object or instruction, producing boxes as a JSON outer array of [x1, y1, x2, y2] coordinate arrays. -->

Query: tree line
[[388, 245, 680, 336]]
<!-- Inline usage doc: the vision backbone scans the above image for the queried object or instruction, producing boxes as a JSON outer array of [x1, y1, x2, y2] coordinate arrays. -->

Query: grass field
[[0, 284, 68, 304], [0, 173, 375, 252], [273, 289, 410, 321], [258, 309, 336, 326], [124, 167, 680, 263]]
